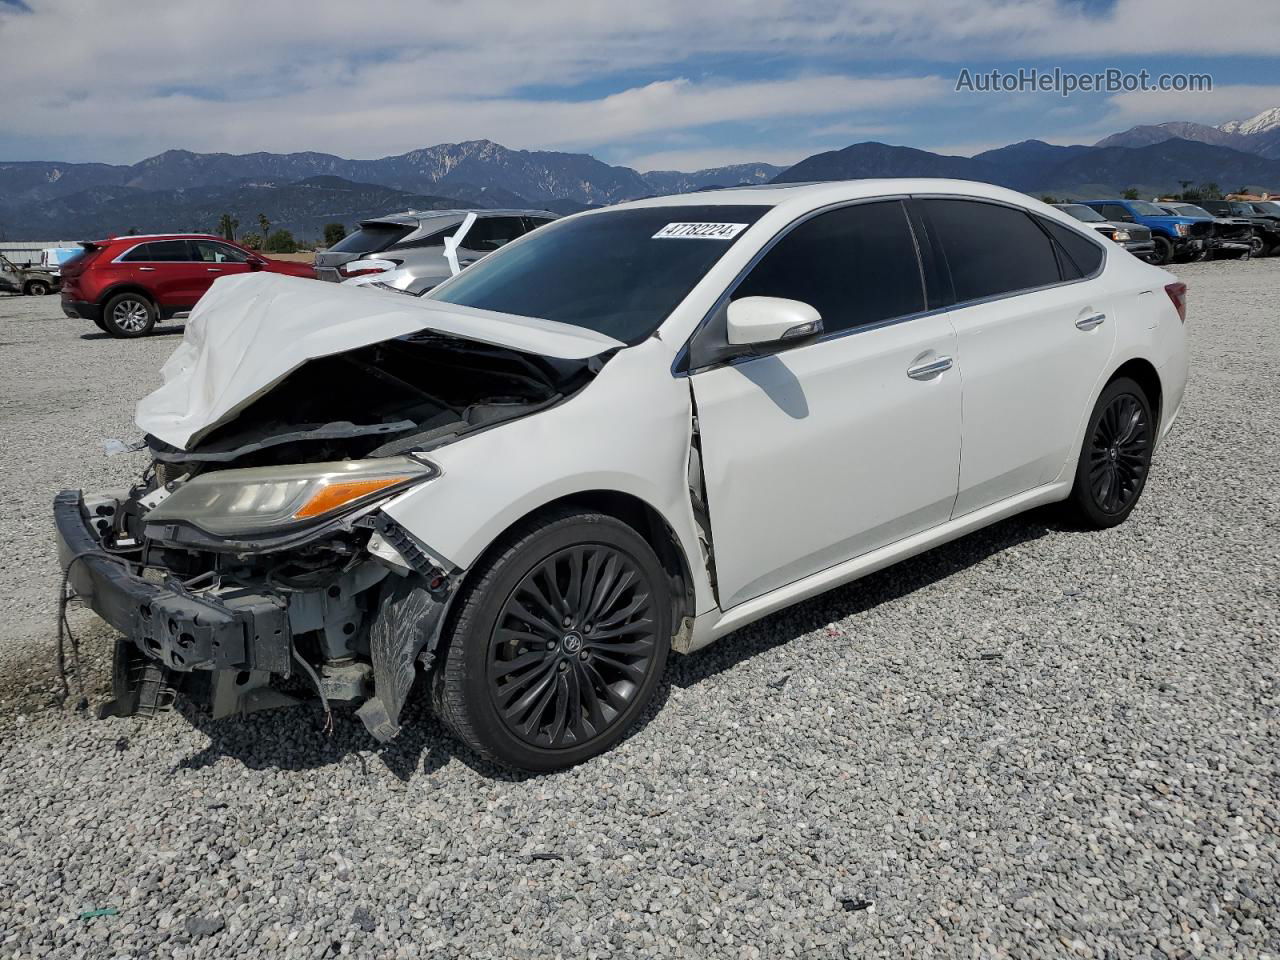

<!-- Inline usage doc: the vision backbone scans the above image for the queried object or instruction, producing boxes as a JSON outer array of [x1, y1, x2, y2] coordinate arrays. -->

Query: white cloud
[[1103, 85, 1280, 127], [1, 0, 1277, 164]]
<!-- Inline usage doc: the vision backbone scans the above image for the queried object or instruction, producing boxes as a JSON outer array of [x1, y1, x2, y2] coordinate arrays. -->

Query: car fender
[[379, 337, 716, 615], [1052, 268, 1185, 484]]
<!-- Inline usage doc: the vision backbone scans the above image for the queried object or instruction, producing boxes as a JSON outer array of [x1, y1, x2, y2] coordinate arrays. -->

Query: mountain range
[[2, 108, 1278, 242]]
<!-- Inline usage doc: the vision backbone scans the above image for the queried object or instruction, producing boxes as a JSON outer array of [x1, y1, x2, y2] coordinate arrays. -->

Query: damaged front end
[[56, 323, 606, 740]]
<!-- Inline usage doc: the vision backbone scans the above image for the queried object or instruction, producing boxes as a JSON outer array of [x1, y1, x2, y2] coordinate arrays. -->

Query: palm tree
[[216, 213, 239, 241]]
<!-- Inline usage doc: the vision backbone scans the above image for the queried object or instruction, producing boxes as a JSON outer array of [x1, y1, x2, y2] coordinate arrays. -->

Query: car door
[[917, 198, 1117, 517], [689, 200, 962, 610], [189, 240, 254, 298], [118, 239, 204, 308]]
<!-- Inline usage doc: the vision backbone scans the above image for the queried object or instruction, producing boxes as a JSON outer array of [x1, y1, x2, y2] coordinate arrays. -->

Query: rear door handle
[[907, 356, 953, 380], [1076, 312, 1106, 330], [207, 267, 222, 272]]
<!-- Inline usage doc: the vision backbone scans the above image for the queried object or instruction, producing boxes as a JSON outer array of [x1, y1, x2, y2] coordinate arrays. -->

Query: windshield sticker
[[652, 222, 749, 240]]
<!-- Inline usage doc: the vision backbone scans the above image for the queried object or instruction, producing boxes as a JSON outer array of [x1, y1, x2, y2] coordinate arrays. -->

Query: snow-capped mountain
[[1098, 108, 1280, 160], [1219, 108, 1280, 137]]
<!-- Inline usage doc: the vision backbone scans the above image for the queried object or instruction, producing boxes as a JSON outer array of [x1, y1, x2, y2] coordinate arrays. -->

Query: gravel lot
[[1, 261, 1277, 959]]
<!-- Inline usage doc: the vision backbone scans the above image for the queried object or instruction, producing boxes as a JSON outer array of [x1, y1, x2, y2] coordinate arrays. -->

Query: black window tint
[[392, 225, 454, 250], [525, 217, 555, 230], [461, 216, 526, 252], [124, 240, 191, 262], [1038, 217, 1104, 278], [923, 199, 1060, 303], [1095, 204, 1129, 221], [119, 243, 155, 262], [327, 223, 414, 254], [730, 201, 924, 335]]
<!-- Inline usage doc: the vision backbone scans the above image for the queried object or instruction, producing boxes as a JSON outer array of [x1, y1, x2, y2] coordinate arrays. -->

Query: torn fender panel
[[135, 272, 625, 451], [356, 574, 453, 741], [380, 338, 719, 620]]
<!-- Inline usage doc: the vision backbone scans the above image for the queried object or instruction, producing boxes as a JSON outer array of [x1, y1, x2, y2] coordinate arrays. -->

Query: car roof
[[362, 209, 557, 227], [91, 233, 230, 246], [602, 178, 1078, 217]]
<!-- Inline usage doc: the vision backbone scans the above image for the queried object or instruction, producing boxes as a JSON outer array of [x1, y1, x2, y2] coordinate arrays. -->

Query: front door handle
[[907, 356, 953, 380], [207, 267, 222, 272], [1076, 312, 1106, 330], [137, 266, 156, 272]]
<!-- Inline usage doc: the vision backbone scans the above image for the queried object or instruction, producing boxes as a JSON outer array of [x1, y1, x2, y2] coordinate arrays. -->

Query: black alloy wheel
[[487, 544, 659, 749], [1088, 392, 1150, 514], [433, 508, 671, 772], [1066, 376, 1154, 528]]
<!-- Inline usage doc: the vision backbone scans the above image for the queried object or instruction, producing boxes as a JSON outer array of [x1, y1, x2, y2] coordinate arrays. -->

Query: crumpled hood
[[135, 272, 624, 450]]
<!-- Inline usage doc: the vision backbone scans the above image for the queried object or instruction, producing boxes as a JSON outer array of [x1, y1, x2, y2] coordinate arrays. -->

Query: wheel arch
[[99, 283, 159, 308], [455, 489, 698, 632], [1107, 356, 1163, 433]]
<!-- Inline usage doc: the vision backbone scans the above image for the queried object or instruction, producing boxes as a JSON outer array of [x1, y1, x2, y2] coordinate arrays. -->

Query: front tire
[[24, 280, 50, 296], [1248, 231, 1266, 258], [1065, 377, 1154, 529], [433, 508, 671, 772], [1150, 236, 1174, 266]]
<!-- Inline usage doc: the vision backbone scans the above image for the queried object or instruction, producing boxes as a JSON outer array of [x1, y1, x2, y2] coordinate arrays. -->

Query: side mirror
[[248, 258, 266, 271], [726, 296, 823, 347]]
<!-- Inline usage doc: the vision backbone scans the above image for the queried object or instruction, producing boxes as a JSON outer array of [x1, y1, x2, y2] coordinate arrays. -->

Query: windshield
[[430, 205, 768, 344], [1170, 204, 1212, 218], [327, 222, 415, 255], [1255, 201, 1280, 215], [1128, 201, 1167, 217], [1059, 204, 1105, 223]]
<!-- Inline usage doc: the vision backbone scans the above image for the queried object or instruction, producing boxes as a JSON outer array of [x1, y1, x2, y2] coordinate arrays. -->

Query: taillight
[[1164, 281, 1187, 323]]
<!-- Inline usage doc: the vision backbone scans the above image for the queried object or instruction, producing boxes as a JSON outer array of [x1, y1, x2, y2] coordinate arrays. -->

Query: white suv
[[313, 209, 557, 288], [58, 179, 1187, 771]]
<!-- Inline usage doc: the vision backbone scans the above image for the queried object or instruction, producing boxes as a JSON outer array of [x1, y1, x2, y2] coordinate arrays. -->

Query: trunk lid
[[135, 272, 623, 450]]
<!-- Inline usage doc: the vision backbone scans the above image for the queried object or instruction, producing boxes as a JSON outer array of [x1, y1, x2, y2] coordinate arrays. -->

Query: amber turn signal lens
[[293, 476, 411, 519]]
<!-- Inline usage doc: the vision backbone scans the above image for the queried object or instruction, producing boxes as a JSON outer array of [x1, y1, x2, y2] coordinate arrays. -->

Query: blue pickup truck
[[1081, 199, 1213, 266]]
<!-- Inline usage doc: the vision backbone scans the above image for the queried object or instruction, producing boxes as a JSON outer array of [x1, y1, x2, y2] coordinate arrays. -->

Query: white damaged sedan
[[56, 179, 1188, 771]]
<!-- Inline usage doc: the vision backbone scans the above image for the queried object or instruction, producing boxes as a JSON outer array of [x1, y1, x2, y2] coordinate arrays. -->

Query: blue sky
[[1, 0, 1277, 171]]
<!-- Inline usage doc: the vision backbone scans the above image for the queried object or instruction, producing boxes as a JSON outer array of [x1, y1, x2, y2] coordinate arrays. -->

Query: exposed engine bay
[[62, 329, 604, 740]]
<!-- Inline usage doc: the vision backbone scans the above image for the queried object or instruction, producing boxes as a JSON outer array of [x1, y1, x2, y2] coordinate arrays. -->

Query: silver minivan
[[313, 209, 558, 288]]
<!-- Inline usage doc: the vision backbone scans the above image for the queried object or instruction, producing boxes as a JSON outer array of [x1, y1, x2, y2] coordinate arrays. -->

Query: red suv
[[60, 234, 315, 338]]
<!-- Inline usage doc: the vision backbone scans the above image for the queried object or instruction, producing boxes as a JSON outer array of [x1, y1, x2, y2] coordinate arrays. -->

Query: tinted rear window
[[431, 205, 768, 344], [1038, 217, 1105, 278], [120, 240, 191, 262], [327, 223, 414, 255], [922, 199, 1061, 303]]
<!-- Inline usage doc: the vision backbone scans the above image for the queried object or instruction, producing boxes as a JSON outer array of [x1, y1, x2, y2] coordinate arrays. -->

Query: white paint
[[143, 178, 1187, 655]]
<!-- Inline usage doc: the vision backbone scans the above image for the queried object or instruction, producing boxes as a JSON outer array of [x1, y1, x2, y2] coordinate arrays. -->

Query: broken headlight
[[144, 457, 435, 537]]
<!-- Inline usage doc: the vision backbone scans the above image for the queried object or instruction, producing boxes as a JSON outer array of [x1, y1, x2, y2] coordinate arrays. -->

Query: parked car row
[[53, 209, 560, 338], [57, 179, 1189, 770], [1056, 197, 1280, 265]]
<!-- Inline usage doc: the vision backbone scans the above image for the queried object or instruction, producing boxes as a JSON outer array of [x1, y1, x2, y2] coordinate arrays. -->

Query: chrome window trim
[[111, 239, 197, 264]]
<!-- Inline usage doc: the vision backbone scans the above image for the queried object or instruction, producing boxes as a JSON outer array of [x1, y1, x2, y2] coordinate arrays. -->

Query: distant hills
[[2, 108, 1279, 241], [1094, 107, 1280, 159]]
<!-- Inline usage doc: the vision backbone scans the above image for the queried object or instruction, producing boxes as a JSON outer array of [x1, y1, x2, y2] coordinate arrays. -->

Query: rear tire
[[1064, 377, 1154, 529], [102, 292, 156, 338], [433, 507, 671, 772], [1150, 236, 1174, 266]]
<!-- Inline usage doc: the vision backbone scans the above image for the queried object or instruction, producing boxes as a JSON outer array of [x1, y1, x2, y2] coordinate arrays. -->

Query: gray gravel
[[1, 261, 1277, 959]]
